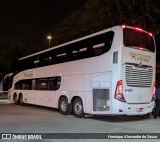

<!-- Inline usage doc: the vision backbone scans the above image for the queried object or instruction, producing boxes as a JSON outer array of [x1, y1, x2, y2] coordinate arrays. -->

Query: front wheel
[[73, 98, 84, 118]]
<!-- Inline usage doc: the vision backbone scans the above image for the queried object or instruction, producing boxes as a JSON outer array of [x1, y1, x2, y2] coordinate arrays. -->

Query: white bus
[[8, 25, 156, 117]]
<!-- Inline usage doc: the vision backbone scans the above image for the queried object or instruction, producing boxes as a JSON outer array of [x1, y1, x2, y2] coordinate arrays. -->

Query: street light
[[47, 35, 52, 48]]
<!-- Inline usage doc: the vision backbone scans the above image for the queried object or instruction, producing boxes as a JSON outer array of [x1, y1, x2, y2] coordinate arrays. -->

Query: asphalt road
[[0, 99, 160, 142]]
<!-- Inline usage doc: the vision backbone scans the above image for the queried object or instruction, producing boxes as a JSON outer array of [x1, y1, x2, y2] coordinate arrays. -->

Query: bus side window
[[14, 80, 23, 90], [32, 80, 37, 90], [22, 83, 26, 90], [48, 78, 56, 90], [56, 77, 61, 90], [93, 43, 105, 55], [48, 77, 61, 90], [57, 53, 66, 63], [37, 79, 48, 90], [92, 31, 114, 56]]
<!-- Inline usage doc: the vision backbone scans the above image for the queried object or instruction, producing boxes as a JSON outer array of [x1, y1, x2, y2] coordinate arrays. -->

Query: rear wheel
[[19, 94, 24, 106], [73, 98, 84, 118], [59, 97, 70, 115]]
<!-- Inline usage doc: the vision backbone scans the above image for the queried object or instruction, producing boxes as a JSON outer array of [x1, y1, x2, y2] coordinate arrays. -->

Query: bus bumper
[[112, 101, 155, 116]]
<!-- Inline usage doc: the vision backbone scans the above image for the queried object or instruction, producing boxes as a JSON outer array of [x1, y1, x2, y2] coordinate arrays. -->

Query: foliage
[[53, 0, 160, 45], [156, 63, 160, 86], [0, 42, 30, 74]]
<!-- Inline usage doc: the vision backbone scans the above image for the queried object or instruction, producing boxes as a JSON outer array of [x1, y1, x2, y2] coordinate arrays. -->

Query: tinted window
[[123, 28, 155, 52], [14, 80, 32, 90], [14, 31, 114, 72], [32, 80, 37, 90], [37, 79, 48, 90], [92, 31, 114, 56], [48, 77, 61, 90], [14, 76, 61, 91]]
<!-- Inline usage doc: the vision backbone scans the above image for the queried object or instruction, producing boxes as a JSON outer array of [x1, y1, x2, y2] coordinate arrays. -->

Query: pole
[[47, 36, 52, 48]]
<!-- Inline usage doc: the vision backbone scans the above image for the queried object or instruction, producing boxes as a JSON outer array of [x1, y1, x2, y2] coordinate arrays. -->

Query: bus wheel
[[15, 98, 19, 105], [19, 94, 24, 106], [73, 98, 84, 118], [14, 95, 19, 105], [59, 97, 70, 115]]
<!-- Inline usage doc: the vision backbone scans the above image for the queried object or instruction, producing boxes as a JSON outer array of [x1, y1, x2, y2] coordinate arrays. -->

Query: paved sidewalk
[[0, 99, 11, 104], [0, 102, 159, 142]]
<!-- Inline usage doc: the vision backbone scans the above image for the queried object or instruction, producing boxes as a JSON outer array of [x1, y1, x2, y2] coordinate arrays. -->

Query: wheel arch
[[71, 96, 83, 104]]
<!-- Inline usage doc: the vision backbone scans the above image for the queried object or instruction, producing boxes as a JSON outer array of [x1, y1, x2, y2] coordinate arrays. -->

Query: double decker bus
[[8, 25, 156, 117]]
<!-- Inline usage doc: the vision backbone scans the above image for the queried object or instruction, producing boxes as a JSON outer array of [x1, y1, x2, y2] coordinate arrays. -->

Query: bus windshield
[[123, 28, 155, 52]]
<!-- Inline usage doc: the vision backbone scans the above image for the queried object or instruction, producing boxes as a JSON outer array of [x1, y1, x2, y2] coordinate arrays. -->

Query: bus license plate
[[137, 108, 143, 112]]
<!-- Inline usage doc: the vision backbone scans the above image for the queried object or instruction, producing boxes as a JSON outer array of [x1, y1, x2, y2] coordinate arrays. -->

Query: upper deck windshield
[[123, 28, 155, 52]]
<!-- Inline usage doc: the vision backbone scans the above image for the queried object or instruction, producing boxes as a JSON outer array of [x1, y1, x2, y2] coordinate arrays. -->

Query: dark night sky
[[0, 0, 87, 50]]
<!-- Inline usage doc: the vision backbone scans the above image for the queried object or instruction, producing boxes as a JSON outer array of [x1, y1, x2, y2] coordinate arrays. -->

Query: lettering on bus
[[129, 52, 151, 63], [23, 71, 34, 78], [125, 89, 133, 93]]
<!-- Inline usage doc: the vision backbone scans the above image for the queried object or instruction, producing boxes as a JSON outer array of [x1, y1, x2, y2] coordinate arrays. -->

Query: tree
[[0, 42, 30, 74], [53, 0, 160, 46]]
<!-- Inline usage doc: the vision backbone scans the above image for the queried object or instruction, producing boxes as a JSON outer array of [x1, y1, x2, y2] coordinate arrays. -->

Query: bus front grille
[[125, 65, 153, 87]]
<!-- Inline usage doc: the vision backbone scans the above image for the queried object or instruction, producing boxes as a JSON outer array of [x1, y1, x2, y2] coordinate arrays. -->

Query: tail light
[[152, 82, 156, 102], [122, 25, 126, 29], [139, 47, 144, 50], [115, 80, 126, 102]]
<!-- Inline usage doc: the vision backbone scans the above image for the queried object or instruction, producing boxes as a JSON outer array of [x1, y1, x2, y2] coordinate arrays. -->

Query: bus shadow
[[23, 103, 59, 113], [87, 115, 152, 123]]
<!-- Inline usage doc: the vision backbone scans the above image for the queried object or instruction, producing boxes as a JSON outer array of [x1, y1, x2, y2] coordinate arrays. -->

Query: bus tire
[[14, 94, 19, 105], [73, 98, 84, 118], [59, 97, 70, 115], [68, 103, 73, 115], [15, 99, 19, 105], [19, 94, 24, 106]]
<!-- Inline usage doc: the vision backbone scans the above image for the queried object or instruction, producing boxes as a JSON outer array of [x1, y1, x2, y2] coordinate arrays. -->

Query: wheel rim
[[74, 102, 82, 114], [61, 100, 67, 112]]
